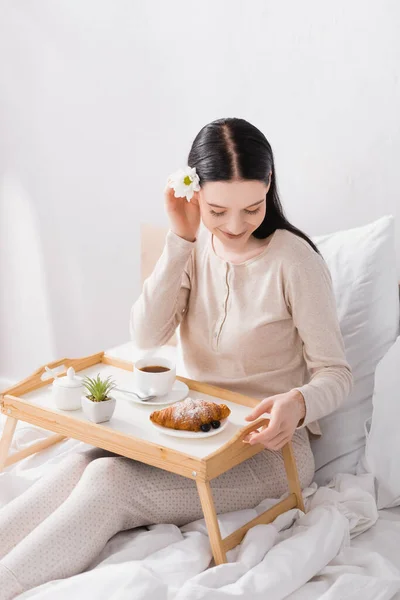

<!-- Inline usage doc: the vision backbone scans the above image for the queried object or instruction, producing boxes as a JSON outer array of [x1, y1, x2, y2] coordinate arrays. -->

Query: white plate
[[115, 379, 189, 406], [150, 418, 229, 438]]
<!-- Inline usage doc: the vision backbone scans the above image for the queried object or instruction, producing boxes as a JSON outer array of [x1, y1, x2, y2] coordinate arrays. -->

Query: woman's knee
[[57, 450, 96, 479], [78, 455, 132, 489]]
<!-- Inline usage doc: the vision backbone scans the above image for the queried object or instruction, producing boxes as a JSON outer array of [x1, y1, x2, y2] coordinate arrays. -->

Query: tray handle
[[1, 351, 105, 397], [232, 416, 270, 443], [207, 416, 270, 462]]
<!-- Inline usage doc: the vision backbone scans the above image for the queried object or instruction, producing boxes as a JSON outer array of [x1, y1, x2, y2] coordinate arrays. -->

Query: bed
[[1, 340, 400, 600]]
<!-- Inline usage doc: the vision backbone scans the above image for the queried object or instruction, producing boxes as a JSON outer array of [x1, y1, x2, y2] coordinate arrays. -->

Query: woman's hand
[[164, 182, 201, 243], [243, 390, 306, 451]]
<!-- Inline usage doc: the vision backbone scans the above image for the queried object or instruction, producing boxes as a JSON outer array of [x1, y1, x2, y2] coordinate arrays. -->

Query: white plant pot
[[81, 395, 116, 423]]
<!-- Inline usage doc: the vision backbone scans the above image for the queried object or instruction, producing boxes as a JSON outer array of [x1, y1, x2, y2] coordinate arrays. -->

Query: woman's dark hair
[[188, 117, 321, 255]]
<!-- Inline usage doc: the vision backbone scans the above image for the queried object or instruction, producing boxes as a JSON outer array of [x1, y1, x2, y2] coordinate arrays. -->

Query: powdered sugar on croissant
[[150, 397, 231, 431]]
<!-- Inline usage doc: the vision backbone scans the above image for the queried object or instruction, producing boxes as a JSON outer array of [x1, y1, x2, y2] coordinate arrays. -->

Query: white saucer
[[116, 379, 189, 406], [150, 418, 229, 438]]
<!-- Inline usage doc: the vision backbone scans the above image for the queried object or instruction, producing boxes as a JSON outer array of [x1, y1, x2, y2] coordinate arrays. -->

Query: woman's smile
[[219, 229, 247, 239]]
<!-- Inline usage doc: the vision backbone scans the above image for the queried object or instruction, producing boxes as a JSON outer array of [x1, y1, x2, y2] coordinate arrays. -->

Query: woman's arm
[[285, 252, 354, 428], [129, 230, 195, 349]]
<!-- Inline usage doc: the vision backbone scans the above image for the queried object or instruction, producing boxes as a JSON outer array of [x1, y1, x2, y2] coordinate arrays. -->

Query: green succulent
[[82, 374, 117, 402]]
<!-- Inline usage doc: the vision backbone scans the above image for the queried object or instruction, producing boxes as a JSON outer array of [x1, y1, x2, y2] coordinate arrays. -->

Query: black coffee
[[139, 366, 170, 373]]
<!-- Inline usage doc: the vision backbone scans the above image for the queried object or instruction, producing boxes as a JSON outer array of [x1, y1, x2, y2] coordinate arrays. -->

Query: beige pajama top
[[130, 226, 353, 437]]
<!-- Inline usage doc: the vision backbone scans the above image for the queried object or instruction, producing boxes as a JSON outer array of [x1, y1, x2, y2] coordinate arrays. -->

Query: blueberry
[[201, 423, 211, 432], [211, 420, 221, 429]]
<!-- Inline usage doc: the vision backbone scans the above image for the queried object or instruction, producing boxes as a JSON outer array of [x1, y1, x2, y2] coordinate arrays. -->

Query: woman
[[0, 117, 353, 599]]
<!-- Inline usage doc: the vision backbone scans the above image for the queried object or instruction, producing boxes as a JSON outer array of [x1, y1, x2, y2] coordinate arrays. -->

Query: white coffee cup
[[134, 357, 176, 397]]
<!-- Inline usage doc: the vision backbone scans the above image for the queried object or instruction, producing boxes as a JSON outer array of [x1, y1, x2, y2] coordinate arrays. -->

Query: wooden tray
[[0, 351, 305, 565]]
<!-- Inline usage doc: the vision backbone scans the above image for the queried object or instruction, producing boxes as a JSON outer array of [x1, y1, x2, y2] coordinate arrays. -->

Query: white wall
[[0, 0, 399, 383]]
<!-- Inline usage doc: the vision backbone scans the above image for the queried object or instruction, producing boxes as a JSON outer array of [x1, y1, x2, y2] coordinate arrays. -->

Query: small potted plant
[[81, 374, 117, 423]]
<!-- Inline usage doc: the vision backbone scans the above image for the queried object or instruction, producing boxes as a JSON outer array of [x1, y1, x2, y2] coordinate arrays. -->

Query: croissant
[[150, 397, 231, 432]]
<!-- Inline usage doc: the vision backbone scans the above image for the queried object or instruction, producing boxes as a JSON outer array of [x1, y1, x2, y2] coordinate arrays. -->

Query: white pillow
[[310, 215, 399, 485], [363, 336, 400, 508]]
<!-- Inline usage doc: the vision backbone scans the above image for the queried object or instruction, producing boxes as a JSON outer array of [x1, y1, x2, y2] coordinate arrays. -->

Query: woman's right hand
[[164, 181, 200, 243]]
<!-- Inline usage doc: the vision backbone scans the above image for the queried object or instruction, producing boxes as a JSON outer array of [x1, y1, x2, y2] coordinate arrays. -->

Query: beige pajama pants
[[0, 428, 314, 599]]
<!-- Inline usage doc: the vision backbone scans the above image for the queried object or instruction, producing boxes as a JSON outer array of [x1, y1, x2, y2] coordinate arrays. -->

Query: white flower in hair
[[167, 166, 200, 201]]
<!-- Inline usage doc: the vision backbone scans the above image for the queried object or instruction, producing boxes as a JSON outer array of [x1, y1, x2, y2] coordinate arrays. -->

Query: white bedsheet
[[1, 418, 400, 600]]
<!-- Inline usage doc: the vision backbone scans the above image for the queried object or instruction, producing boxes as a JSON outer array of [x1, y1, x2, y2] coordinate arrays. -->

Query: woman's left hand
[[243, 390, 306, 451]]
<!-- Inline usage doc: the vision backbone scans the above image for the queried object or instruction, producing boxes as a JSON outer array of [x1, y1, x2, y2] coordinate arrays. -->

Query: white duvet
[[1, 423, 400, 600]]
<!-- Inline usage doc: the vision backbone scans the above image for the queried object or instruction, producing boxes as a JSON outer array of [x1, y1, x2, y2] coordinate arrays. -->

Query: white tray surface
[[19, 362, 254, 459]]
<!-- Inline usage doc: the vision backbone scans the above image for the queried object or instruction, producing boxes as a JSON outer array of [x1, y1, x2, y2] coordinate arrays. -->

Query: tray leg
[[196, 479, 227, 565], [282, 440, 305, 512], [0, 416, 18, 471], [0, 416, 67, 472], [5, 434, 67, 470]]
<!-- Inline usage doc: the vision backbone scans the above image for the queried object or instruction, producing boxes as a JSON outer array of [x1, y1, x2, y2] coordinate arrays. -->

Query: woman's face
[[198, 176, 271, 249]]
